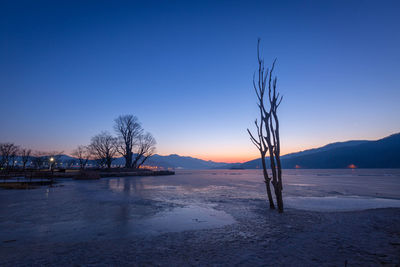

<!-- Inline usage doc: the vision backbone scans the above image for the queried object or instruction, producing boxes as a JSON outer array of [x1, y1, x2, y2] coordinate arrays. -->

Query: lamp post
[[49, 157, 54, 170], [49, 157, 55, 182]]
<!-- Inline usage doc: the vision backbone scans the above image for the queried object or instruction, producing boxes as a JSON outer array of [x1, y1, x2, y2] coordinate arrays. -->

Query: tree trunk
[[132, 155, 141, 169], [274, 183, 284, 213], [264, 180, 275, 209], [137, 156, 149, 168], [124, 152, 132, 168], [261, 155, 275, 209], [106, 157, 112, 169], [275, 157, 284, 212], [273, 114, 284, 213]]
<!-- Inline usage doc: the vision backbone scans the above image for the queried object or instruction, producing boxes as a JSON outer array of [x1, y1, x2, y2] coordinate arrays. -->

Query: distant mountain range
[[55, 153, 231, 170], [232, 133, 400, 169], [32, 132, 400, 169], [145, 154, 229, 169]]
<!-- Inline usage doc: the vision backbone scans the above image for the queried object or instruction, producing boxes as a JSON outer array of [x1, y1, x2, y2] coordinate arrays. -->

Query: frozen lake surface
[[1, 169, 400, 241], [1, 169, 400, 266], [285, 196, 400, 211]]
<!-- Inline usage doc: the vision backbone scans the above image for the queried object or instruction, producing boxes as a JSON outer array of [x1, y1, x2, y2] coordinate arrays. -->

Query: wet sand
[[1, 169, 400, 266]]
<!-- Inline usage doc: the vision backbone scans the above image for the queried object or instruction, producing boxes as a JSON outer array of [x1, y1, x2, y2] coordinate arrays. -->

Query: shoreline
[[0, 170, 175, 188]]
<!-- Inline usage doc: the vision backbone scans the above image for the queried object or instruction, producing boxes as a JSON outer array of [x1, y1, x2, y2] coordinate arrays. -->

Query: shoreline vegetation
[[0, 114, 158, 173], [0, 169, 175, 189], [0, 114, 172, 190]]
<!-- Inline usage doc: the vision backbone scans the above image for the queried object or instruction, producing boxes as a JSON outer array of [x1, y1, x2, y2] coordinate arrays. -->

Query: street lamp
[[49, 157, 54, 170]]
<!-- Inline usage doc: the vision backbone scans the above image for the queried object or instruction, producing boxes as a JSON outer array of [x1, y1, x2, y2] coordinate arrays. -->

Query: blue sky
[[1, 0, 399, 162]]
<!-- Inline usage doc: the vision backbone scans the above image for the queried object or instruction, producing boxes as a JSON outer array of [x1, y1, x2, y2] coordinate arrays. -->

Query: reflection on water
[[107, 178, 144, 194]]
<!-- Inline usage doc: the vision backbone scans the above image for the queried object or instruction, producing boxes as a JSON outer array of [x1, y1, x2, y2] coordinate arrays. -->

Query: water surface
[[1, 169, 400, 243]]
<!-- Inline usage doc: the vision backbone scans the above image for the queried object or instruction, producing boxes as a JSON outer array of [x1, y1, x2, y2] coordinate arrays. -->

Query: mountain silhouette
[[26, 133, 399, 169], [238, 133, 400, 169]]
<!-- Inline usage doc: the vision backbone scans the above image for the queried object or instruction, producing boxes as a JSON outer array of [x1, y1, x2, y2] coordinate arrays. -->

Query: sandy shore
[[1, 169, 399, 266]]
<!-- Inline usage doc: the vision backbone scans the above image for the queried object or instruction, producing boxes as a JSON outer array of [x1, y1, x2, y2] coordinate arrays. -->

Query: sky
[[1, 0, 399, 163]]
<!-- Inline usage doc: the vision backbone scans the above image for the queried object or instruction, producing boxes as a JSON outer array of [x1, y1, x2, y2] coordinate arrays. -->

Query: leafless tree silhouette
[[248, 39, 284, 213], [20, 148, 32, 170], [32, 151, 47, 169], [132, 132, 157, 168], [0, 143, 19, 170], [89, 132, 118, 169], [72, 145, 90, 169], [114, 115, 143, 168]]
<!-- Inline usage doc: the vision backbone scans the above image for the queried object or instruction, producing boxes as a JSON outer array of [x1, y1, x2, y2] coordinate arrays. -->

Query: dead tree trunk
[[261, 152, 276, 209], [266, 60, 284, 213], [248, 39, 284, 213], [248, 120, 275, 209]]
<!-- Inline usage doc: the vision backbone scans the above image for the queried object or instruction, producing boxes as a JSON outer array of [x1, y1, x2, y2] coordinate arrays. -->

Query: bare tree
[[0, 143, 19, 170], [9, 146, 20, 169], [0, 144, 5, 169], [20, 148, 32, 170], [114, 115, 143, 168], [72, 145, 90, 169], [248, 39, 284, 213], [89, 132, 118, 169], [132, 133, 157, 168], [32, 151, 47, 169]]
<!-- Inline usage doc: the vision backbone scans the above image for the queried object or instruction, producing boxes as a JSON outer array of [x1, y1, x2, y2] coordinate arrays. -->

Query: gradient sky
[[1, 0, 399, 163]]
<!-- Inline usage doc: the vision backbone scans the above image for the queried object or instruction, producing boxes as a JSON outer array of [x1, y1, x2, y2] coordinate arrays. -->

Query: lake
[[1, 169, 400, 243], [1, 169, 400, 265]]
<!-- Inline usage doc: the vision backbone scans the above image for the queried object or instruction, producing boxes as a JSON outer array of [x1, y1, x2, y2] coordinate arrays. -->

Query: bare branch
[[248, 39, 284, 212], [114, 115, 143, 168], [89, 131, 118, 169]]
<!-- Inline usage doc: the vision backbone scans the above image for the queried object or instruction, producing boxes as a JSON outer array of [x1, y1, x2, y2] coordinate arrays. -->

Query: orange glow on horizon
[[172, 147, 312, 163], [192, 155, 258, 163], [203, 157, 257, 164], [158, 153, 259, 164], [183, 147, 312, 163]]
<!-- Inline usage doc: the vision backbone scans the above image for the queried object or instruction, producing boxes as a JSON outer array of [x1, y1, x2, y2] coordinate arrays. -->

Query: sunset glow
[[0, 0, 399, 164]]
